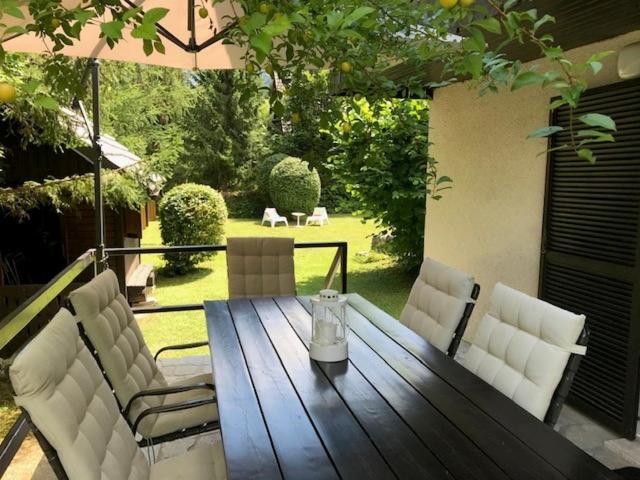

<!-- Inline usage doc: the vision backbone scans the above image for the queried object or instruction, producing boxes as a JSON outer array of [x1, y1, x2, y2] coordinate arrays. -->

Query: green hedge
[[223, 190, 264, 218], [158, 183, 228, 275], [257, 153, 290, 198], [269, 157, 321, 215]]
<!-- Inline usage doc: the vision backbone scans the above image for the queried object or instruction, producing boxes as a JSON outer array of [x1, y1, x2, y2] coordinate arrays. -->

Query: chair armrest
[[154, 341, 209, 361], [131, 397, 217, 437], [123, 383, 215, 419]]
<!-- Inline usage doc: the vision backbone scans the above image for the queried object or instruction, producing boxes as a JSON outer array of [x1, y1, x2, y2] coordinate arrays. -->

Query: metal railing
[[0, 240, 347, 476]]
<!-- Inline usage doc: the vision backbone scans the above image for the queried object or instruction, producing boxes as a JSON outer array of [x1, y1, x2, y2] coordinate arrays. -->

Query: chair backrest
[[226, 237, 296, 299], [399, 258, 477, 355], [68, 269, 167, 429], [9, 309, 150, 480], [312, 207, 327, 218], [461, 282, 587, 421], [263, 208, 278, 219]]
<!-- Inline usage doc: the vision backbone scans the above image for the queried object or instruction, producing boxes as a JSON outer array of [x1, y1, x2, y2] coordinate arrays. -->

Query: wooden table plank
[[346, 294, 620, 480], [339, 301, 566, 480], [250, 297, 395, 480], [283, 296, 509, 480], [274, 296, 456, 480], [204, 301, 282, 480], [227, 299, 338, 480]]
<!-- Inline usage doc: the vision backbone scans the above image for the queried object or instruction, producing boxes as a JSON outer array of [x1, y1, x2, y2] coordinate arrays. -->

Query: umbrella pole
[[90, 58, 105, 272]]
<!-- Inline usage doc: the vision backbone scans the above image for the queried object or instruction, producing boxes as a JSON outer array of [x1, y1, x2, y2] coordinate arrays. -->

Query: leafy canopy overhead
[[0, 0, 617, 161]]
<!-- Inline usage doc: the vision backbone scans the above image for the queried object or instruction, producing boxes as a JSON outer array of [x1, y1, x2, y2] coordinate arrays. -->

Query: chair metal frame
[[447, 283, 481, 357], [544, 326, 590, 426]]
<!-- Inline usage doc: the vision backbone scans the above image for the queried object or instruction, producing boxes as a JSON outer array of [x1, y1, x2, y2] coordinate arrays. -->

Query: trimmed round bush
[[269, 157, 321, 215], [158, 183, 228, 275], [258, 153, 290, 196]]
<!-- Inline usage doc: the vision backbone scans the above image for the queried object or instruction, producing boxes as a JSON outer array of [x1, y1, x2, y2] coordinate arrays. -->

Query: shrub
[[158, 183, 228, 275], [328, 99, 451, 270], [223, 190, 264, 218], [269, 157, 321, 215], [257, 153, 290, 197]]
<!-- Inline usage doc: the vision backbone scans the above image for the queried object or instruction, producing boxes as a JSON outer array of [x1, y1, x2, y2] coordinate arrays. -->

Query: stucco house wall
[[425, 30, 640, 339]]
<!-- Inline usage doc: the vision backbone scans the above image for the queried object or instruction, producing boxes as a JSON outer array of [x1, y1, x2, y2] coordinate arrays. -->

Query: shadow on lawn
[[156, 266, 214, 287], [296, 263, 414, 318]]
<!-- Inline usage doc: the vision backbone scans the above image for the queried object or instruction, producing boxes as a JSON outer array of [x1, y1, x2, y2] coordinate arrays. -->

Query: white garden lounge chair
[[399, 257, 479, 357], [306, 207, 329, 226], [459, 282, 588, 425], [261, 208, 288, 228], [9, 309, 227, 480]]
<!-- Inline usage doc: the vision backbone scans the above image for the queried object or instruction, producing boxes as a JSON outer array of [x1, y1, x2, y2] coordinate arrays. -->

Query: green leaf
[[250, 31, 273, 55], [344, 7, 375, 26], [4, 5, 24, 19], [2, 25, 27, 36], [34, 95, 59, 110], [473, 17, 501, 35], [74, 10, 95, 23], [122, 7, 142, 22], [131, 22, 157, 40], [527, 126, 563, 138], [549, 99, 567, 111], [100, 20, 124, 40], [143, 8, 169, 25], [577, 148, 596, 164], [576, 130, 615, 142], [436, 176, 452, 185], [579, 113, 617, 131], [588, 61, 603, 75], [263, 15, 291, 36], [511, 71, 543, 91], [143, 39, 153, 56]]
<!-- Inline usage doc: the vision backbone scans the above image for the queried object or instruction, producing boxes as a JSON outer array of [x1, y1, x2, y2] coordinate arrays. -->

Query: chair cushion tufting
[[399, 257, 475, 352], [69, 270, 217, 438], [461, 282, 586, 420], [10, 309, 150, 480], [150, 444, 227, 480], [226, 237, 296, 299]]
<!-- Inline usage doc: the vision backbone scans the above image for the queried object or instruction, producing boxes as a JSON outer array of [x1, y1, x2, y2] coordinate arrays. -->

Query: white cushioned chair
[[9, 309, 226, 480], [68, 269, 218, 446], [399, 258, 479, 356], [460, 282, 588, 425], [261, 208, 288, 228], [226, 237, 296, 299]]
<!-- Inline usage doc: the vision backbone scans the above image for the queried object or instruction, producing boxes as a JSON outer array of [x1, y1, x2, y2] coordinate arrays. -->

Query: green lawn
[[137, 215, 414, 357]]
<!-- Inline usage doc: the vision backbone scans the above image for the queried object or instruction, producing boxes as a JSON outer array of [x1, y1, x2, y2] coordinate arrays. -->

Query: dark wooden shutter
[[540, 78, 640, 439]]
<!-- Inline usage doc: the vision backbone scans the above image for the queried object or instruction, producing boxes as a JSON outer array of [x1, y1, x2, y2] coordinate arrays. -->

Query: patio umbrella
[[1, 1, 246, 267], [1, 1, 245, 69]]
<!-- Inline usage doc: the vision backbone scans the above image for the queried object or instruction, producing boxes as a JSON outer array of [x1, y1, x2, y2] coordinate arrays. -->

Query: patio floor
[[3, 354, 639, 479]]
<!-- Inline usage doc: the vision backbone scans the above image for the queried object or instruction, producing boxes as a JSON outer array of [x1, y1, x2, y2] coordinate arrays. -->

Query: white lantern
[[310, 289, 348, 362]]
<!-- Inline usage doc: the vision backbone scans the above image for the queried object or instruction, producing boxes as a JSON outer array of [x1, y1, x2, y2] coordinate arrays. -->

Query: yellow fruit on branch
[[198, 7, 208, 18], [245, 63, 256, 74], [340, 61, 353, 74], [259, 3, 272, 14], [460, 0, 475, 6], [50, 18, 61, 29], [341, 123, 352, 134], [0, 83, 17, 103], [439, 0, 458, 9], [291, 112, 301, 124]]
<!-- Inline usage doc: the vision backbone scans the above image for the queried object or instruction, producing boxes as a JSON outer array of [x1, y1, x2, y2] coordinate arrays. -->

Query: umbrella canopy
[[1, 0, 245, 70]]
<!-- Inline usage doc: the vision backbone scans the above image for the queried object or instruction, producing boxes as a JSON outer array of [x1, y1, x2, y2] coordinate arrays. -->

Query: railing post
[[340, 242, 348, 294]]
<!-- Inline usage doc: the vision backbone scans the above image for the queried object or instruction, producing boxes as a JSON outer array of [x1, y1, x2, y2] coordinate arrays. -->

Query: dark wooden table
[[204, 294, 620, 480]]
